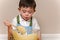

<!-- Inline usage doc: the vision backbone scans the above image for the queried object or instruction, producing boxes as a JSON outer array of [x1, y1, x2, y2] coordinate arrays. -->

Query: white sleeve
[[11, 17, 17, 26], [11, 17, 18, 30], [32, 18, 40, 31]]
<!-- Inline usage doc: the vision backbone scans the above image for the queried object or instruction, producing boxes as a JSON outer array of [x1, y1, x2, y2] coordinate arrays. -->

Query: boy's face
[[18, 7, 35, 21]]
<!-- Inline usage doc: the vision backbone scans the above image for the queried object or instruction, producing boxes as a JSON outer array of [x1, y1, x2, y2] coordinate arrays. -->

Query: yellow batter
[[12, 26, 38, 40]]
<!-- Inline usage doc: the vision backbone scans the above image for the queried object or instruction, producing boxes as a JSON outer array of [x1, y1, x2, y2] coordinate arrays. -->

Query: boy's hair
[[19, 0, 36, 9]]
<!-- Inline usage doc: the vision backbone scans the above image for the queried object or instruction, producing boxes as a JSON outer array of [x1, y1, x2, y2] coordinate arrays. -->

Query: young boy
[[4, 0, 41, 40]]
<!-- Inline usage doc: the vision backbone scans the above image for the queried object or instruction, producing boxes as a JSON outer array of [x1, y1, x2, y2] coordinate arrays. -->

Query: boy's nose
[[25, 12, 29, 16]]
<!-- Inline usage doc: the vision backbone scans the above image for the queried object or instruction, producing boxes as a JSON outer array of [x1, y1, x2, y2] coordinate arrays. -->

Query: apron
[[12, 15, 38, 40]]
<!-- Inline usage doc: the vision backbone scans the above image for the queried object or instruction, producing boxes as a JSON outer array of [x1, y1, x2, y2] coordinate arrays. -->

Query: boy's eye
[[22, 10, 26, 13], [28, 11, 32, 14], [29, 10, 35, 13]]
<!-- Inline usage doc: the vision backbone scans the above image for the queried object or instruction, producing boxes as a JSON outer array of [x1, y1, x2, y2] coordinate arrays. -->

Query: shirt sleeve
[[32, 18, 40, 31], [11, 17, 17, 26], [11, 17, 17, 29]]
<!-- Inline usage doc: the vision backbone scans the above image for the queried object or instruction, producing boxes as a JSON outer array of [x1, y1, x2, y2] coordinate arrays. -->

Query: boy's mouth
[[25, 17, 29, 19], [25, 17, 28, 18], [24, 17, 30, 20]]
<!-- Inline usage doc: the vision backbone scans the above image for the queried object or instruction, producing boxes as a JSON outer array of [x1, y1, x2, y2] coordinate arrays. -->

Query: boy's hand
[[3, 20, 12, 32], [3, 20, 12, 27]]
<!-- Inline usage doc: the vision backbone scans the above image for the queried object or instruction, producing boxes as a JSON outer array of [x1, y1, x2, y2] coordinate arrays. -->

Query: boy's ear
[[34, 9, 36, 12], [18, 8, 20, 10]]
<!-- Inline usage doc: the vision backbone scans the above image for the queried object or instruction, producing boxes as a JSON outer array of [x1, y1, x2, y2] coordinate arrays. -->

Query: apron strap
[[17, 15, 20, 24], [17, 15, 32, 26], [30, 17, 32, 26]]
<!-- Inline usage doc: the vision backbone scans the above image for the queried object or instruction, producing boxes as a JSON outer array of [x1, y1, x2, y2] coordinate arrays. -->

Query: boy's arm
[[8, 25, 13, 40], [37, 31, 41, 40]]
